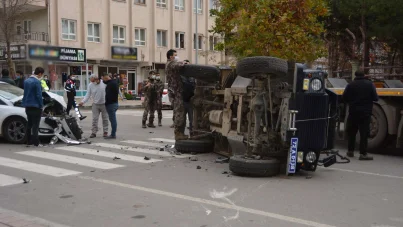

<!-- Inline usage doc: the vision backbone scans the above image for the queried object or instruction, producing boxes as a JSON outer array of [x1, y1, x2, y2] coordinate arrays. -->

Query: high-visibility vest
[[41, 79, 49, 92]]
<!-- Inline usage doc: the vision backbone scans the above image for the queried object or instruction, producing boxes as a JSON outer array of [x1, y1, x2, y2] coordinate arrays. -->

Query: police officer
[[342, 71, 378, 160], [142, 71, 158, 128], [155, 72, 164, 126], [65, 74, 86, 121]]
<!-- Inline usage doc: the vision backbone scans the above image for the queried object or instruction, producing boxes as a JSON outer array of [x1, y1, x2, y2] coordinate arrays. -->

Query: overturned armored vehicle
[[176, 57, 343, 177]]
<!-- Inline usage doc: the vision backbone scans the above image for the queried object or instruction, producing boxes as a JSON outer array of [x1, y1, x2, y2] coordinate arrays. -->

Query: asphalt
[[0, 109, 402, 227]]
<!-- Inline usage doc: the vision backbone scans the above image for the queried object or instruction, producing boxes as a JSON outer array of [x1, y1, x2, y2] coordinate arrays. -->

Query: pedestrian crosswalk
[[0, 137, 187, 188], [81, 110, 174, 119]]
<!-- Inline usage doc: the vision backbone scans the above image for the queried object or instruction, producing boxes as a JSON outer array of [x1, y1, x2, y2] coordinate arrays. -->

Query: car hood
[[10, 92, 67, 109]]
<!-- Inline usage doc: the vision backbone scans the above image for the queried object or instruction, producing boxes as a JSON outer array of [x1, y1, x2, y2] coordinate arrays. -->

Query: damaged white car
[[0, 81, 84, 144]]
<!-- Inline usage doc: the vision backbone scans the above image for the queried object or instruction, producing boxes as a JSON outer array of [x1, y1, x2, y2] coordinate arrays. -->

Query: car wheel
[[236, 56, 288, 78], [229, 155, 280, 177], [175, 139, 214, 154], [2, 117, 27, 144], [182, 65, 220, 83]]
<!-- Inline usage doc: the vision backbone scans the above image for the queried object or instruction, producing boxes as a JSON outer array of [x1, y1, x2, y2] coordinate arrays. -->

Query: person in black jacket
[[102, 73, 119, 139], [342, 71, 378, 160], [65, 74, 86, 120], [14, 71, 25, 89]]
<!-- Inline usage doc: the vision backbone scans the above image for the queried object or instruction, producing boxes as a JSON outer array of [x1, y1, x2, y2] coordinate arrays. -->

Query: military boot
[[175, 132, 189, 141], [158, 119, 162, 127], [142, 121, 147, 128], [147, 121, 156, 128]]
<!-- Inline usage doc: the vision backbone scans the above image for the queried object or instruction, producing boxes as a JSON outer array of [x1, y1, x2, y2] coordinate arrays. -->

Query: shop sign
[[111, 46, 137, 60], [28, 45, 86, 63], [0, 44, 27, 60]]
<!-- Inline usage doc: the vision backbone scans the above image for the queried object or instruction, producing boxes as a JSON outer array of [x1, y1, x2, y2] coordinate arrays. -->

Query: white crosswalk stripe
[[0, 174, 23, 187], [0, 157, 81, 177], [149, 138, 175, 143], [17, 151, 125, 170], [121, 140, 168, 148], [56, 146, 163, 163], [93, 143, 193, 158], [0, 137, 192, 187]]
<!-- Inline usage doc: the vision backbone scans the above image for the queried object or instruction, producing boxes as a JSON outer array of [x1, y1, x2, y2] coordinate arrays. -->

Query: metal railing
[[0, 32, 49, 43]]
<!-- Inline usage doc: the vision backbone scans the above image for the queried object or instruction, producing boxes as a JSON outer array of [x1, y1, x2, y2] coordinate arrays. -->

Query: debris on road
[[144, 156, 151, 160], [306, 176, 312, 179], [222, 171, 229, 174], [190, 157, 198, 161], [23, 178, 31, 184], [113, 157, 121, 160], [159, 148, 164, 151], [90, 170, 95, 172], [215, 157, 229, 163], [197, 166, 202, 169]]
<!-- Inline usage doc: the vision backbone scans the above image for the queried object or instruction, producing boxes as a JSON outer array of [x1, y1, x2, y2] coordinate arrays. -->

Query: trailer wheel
[[357, 105, 387, 151], [175, 139, 214, 154], [229, 155, 280, 177], [182, 65, 220, 83], [236, 56, 288, 78]]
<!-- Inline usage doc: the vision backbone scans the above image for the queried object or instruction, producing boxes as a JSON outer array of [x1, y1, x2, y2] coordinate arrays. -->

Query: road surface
[[0, 110, 402, 227]]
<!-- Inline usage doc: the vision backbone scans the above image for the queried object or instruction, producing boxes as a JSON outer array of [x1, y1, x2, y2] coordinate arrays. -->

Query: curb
[[81, 105, 144, 110]]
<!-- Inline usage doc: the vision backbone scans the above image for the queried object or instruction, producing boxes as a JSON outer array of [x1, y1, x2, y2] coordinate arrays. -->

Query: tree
[[210, 0, 329, 62], [0, 0, 35, 79]]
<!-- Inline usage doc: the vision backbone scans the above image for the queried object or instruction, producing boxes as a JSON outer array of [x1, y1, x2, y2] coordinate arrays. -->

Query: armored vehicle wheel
[[175, 139, 214, 154], [357, 105, 387, 151], [236, 56, 288, 78], [229, 155, 280, 177], [182, 64, 220, 83]]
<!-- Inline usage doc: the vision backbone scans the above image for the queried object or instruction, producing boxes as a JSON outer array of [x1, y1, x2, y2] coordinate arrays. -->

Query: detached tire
[[357, 105, 387, 151], [229, 155, 280, 177], [236, 56, 288, 78], [182, 65, 220, 83], [2, 117, 27, 144], [175, 139, 214, 154]]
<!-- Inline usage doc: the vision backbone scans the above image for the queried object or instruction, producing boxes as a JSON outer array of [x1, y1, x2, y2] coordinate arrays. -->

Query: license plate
[[288, 137, 298, 174]]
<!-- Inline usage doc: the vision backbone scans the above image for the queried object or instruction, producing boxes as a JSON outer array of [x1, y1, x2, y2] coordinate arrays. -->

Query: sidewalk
[[75, 98, 144, 110]]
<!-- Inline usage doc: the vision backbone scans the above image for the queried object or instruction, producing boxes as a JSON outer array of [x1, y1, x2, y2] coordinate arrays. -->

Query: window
[[157, 30, 167, 47], [113, 25, 125, 44], [134, 0, 146, 4], [209, 36, 219, 51], [62, 19, 76, 40], [156, 0, 166, 8], [175, 32, 185, 49], [175, 0, 184, 10], [135, 28, 146, 46], [209, 0, 220, 10], [193, 33, 203, 50], [193, 0, 203, 14], [87, 23, 100, 42]]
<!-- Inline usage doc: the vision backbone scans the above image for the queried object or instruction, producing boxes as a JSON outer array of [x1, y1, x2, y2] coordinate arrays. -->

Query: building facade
[[1, 0, 225, 96]]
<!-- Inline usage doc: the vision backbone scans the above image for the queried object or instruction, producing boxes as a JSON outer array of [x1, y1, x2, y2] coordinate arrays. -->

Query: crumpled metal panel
[[231, 76, 252, 94]]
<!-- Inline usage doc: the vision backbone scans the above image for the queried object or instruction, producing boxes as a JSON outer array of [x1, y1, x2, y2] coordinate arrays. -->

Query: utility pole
[[195, 0, 198, 64]]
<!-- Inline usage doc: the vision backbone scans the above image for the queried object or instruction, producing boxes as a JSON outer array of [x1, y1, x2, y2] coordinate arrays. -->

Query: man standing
[[65, 74, 86, 120], [14, 71, 25, 89], [155, 72, 164, 126], [343, 71, 378, 160], [22, 67, 45, 147], [79, 74, 108, 138], [0, 69, 16, 86], [103, 73, 119, 139], [142, 71, 158, 128], [165, 49, 187, 140], [181, 65, 195, 135]]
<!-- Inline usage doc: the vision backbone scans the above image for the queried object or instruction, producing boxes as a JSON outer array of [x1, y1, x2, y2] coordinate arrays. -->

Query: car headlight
[[310, 79, 322, 91], [306, 151, 317, 163]]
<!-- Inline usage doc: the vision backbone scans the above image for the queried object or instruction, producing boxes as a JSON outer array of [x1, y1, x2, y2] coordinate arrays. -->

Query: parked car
[[161, 83, 172, 109], [0, 82, 82, 144]]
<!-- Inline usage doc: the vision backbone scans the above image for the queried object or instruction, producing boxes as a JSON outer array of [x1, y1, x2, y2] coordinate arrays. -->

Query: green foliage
[[210, 0, 329, 61], [124, 93, 133, 100]]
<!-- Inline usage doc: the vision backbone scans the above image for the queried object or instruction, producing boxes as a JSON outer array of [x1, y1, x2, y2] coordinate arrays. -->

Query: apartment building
[[0, 0, 224, 96]]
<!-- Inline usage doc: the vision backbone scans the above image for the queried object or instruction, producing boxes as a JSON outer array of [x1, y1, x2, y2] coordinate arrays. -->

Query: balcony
[[0, 32, 49, 44], [0, 0, 46, 12]]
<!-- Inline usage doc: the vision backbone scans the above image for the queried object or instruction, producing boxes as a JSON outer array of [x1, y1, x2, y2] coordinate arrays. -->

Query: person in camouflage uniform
[[142, 71, 158, 128], [155, 72, 164, 126], [165, 49, 187, 140]]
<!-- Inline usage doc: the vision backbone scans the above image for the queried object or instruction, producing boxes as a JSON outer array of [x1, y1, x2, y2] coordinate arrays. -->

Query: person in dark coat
[[0, 69, 16, 86], [342, 71, 379, 160], [14, 71, 25, 89]]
